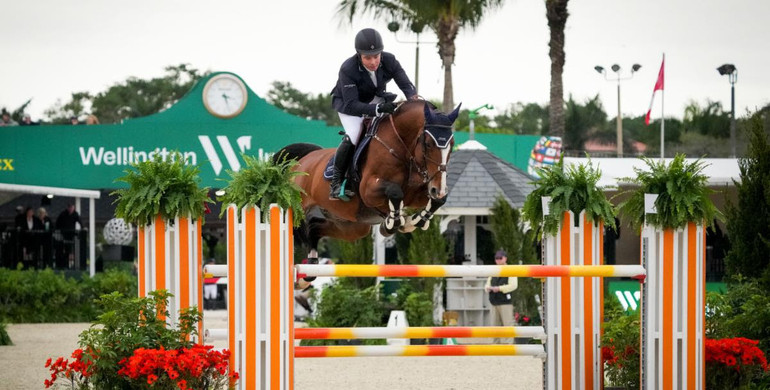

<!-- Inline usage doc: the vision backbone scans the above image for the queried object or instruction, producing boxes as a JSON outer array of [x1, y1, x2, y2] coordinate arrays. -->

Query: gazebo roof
[[439, 141, 535, 216]]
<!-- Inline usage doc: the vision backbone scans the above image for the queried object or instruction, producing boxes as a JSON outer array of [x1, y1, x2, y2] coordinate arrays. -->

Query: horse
[[274, 100, 460, 267]]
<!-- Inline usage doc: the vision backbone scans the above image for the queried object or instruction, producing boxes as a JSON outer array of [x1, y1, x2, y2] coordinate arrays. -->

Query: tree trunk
[[546, 0, 569, 139], [436, 17, 460, 112]]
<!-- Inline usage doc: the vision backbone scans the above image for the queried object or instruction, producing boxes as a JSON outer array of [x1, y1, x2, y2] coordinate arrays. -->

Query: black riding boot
[[329, 136, 356, 200]]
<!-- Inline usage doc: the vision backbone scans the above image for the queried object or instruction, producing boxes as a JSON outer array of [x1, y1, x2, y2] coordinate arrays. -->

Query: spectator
[[55, 204, 81, 268], [37, 207, 53, 267], [484, 249, 518, 344], [16, 207, 43, 266], [37, 207, 52, 231], [69, 116, 80, 125], [1, 109, 18, 126], [85, 114, 99, 125], [203, 259, 219, 309], [55, 204, 81, 232], [13, 205, 25, 228], [19, 113, 38, 126]]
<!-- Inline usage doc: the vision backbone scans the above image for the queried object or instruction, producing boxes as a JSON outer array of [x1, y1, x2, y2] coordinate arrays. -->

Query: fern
[[218, 155, 306, 224], [522, 158, 616, 236], [111, 153, 211, 226], [615, 154, 721, 232]]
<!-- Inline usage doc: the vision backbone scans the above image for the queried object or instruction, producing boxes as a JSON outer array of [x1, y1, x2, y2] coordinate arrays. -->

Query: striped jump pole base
[[295, 264, 645, 280], [295, 326, 546, 341], [295, 344, 547, 359]]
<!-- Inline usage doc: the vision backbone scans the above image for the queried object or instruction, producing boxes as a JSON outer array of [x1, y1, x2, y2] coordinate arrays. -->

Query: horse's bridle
[[371, 114, 449, 187]]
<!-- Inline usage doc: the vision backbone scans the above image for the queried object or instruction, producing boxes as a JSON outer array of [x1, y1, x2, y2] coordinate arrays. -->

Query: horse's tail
[[273, 143, 322, 164], [273, 143, 322, 252]]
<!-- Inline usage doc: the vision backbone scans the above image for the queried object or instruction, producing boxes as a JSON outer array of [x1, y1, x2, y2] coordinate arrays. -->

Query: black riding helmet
[[355, 28, 384, 56]]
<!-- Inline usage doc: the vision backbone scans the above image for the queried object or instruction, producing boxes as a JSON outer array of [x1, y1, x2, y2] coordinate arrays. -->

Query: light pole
[[468, 104, 493, 140], [717, 64, 737, 157], [387, 21, 434, 95], [595, 63, 641, 157]]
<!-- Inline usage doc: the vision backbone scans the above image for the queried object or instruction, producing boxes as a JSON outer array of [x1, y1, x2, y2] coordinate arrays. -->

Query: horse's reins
[[371, 113, 447, 187]]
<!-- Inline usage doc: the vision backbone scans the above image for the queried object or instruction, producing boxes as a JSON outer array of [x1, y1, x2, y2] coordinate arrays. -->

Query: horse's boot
[[329, 136, 356, 201]]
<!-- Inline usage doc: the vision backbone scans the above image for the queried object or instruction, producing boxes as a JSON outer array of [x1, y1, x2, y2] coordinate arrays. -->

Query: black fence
[[0, 229, 88, 271]]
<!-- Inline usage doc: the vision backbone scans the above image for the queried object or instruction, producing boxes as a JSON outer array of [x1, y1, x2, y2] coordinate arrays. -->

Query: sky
[[1, 0, 768, 122]]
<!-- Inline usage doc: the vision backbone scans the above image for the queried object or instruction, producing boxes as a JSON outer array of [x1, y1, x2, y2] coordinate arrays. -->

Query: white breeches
[[338, 96, 384, 145]]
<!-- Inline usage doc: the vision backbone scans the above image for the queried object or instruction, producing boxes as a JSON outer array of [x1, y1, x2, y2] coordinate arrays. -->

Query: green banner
[[0, 72, 539, 189], [607, 280, 726, 312]]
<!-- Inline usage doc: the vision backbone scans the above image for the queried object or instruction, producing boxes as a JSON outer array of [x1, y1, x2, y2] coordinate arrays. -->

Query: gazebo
[[437, 139, 535, 265]]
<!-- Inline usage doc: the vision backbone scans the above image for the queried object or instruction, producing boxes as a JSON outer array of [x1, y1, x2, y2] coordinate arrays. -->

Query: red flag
[[645, 57, 665, 125]]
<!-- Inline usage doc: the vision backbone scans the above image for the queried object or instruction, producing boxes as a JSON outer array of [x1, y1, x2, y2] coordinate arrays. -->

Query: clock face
[[202, 74, 248, 118]]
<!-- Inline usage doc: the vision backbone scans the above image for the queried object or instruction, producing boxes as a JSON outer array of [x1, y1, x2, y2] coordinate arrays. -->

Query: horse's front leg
[[399, 196, 447, 233], [380, 182, 405, 236]]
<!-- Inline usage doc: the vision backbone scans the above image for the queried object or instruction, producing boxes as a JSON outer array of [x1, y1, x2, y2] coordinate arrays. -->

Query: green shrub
[[404, 292, 434, 327], [0, 322, 11, 345], [724, 112, 770, 288], [0, 268, 137, 323], [706, 277, 770, 353], [601, 301, 641, 389], [303, 279, 385, 346]]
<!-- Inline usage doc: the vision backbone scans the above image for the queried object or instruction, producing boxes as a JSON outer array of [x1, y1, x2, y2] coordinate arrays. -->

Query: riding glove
[[377, 102, 397, 116]]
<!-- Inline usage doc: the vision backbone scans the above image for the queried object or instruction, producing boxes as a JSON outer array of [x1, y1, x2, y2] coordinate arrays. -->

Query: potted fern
[[217, 154, 305, 224], [616, 154, 720, 232], [522, 157, 615, 389], [522, 158, 616, 235], [112, 153, 211, 330], [112, 153, 210, 227], [616, 153, 720, 389]]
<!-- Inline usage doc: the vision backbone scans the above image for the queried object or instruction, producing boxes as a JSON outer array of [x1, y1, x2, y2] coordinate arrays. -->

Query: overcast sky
[[1, 0, 768, 122]]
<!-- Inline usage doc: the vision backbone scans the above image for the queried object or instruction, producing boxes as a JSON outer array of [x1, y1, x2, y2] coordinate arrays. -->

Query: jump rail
[[295, 344, 547, 358], [295, 264, 646, 279], [294, 326, 546, 341]]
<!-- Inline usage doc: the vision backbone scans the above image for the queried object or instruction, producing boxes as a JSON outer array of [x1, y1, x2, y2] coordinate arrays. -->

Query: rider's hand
[[377, 102, 397, 116]]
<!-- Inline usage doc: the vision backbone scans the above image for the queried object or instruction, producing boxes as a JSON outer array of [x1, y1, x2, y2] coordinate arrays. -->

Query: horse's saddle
[[323, 115, 385, 182]]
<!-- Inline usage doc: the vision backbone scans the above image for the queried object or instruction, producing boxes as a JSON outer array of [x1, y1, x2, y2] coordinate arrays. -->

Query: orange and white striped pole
[[137, 215, 202, 341], [542, 210, 606, 390], [641, 221, 705, 389], [226, 204, 293, 390]]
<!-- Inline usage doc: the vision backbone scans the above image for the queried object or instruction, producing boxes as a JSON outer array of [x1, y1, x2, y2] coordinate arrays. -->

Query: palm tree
[[546, 0, 569, 138], [336, 0, 504, 112]]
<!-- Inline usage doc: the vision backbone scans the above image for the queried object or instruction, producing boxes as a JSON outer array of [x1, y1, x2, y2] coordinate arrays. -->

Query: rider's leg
[[330, 113, 363, 200]]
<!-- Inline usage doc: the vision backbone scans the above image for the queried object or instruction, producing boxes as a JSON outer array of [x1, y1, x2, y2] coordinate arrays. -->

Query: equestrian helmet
[[355, 28, 384, 56]]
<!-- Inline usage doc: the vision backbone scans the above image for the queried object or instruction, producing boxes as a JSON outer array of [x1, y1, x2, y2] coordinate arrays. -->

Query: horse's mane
[[393, 99, 436, 119]]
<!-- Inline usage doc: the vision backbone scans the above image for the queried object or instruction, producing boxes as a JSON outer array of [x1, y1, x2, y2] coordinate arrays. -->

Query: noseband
[[371, 114, 449, 188]]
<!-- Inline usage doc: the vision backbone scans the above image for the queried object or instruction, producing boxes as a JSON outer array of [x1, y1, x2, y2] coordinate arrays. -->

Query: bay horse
[[275, 100, 460, 268]]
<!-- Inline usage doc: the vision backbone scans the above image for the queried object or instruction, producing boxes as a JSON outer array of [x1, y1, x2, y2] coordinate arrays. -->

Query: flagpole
[[660, 53, 665, 161]]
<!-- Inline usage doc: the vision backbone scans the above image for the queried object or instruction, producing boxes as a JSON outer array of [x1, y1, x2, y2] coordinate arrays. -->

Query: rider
[[329, 27, 418, 200]]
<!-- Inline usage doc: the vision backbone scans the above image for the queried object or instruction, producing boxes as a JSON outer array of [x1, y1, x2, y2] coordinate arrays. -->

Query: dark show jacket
[[331, 52, 416, 117]]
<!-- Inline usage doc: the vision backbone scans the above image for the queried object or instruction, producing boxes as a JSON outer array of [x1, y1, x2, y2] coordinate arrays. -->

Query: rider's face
[[360, 53, 381, 72]]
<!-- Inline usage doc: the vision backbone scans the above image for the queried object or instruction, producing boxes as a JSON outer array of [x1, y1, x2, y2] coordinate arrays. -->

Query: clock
[[202, 74, 248, 118]]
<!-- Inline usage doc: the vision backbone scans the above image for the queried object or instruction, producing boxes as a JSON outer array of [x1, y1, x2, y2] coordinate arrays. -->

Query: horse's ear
[[448, 103, 462, 123], [423, 102, 434, 122]]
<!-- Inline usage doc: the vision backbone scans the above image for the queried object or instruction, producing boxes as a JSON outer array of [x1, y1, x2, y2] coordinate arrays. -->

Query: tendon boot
[[329, 135, 356, 201]]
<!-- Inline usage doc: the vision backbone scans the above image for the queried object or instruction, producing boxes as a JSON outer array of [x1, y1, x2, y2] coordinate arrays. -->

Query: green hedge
[[0, 268, 137, 323]]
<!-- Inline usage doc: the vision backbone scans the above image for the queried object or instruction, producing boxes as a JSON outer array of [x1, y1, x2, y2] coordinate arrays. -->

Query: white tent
[[563, 157, 741, 188]]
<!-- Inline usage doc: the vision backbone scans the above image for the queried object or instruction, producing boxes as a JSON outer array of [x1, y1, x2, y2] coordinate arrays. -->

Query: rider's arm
[[383, 53, 417, 100], [337, 69, 378, 117]]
